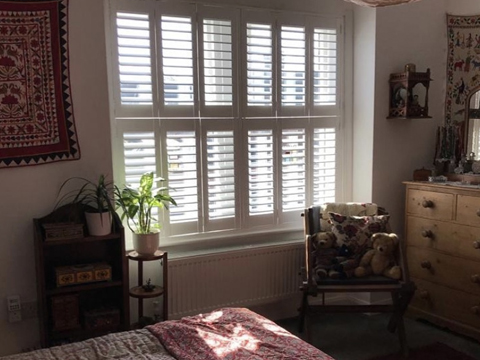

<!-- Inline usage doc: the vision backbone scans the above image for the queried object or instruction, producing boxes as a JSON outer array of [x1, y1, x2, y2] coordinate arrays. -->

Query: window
[[110, 1, 345, 243]]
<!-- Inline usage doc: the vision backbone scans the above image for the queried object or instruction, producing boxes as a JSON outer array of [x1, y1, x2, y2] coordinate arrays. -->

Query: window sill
[[129, 228, 304, 260]]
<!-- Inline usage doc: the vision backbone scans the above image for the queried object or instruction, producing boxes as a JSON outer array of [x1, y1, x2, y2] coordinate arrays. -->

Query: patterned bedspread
[[0, 308, 334, 360], [148, 307, 334, 360], [0, 329, 175, 360]]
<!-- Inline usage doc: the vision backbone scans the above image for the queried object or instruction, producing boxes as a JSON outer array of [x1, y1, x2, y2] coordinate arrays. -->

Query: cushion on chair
[[328, 212, 390, 256], [319, 202, 378, 231]]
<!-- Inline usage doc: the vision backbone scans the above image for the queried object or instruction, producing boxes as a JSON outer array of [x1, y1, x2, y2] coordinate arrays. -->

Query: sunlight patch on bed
[[196, 324, 260, 357]]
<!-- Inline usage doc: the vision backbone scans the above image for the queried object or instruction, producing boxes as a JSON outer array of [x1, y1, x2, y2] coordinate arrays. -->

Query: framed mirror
[[464, 87, 480, 159]]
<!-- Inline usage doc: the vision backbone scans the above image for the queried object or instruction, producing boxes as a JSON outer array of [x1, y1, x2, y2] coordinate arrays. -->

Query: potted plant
[[114, 172, 176, 255], [57, 174, 116, 236]]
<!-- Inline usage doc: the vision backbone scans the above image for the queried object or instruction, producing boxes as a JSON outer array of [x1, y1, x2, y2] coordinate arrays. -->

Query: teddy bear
[[331, 244, 359, 279], [353, 232, 402, 280], [311, 232, 341, 280]]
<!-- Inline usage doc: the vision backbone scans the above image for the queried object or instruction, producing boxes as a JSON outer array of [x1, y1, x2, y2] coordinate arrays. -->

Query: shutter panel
[[202, 19, 233, 106], [123, 132, 156, 187], [313, 28, 337, 106], [206, 131, 235, 221], [166, 131, 199, 225], [281, 129, 306, 211], [161, 16, 195, 106], [280, 26, 306, 108], [313, 128, 336, 205], [248, 130, 274, 216], [122, 131, 158, 229], [116, 12, 153, 105], [246, 23, 273, 107]]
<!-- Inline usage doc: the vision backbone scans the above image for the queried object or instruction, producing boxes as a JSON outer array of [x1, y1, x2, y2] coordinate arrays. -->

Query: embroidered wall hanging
[[445, 14, 480, 125], [0, 0, 80, 169]]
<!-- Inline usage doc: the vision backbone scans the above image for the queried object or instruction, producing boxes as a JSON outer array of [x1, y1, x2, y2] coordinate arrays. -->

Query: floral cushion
[[329, 212, 390, 256], [320, 203, 378, 231]]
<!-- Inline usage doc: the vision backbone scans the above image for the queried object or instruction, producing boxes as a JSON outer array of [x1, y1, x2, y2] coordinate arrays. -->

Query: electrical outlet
[[8, 310, 21, 323], [21, 301, 38, 319], [7, 295, 21, 312]]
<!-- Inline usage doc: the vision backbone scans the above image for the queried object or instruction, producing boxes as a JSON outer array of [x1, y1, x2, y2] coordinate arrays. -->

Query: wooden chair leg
[[389, 290, 409, 357], [396, 314, 408, 358], [388, 282, 416, 333], [298, 291, 308, 333]]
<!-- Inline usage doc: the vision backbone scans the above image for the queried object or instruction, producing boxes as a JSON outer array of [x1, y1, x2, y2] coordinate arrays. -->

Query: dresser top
[[404, 181, 480, 192]]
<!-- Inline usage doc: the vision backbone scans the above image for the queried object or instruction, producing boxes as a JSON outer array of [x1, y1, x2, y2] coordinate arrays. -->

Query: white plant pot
[[85, 211, 112, 236], [133, 232, 159, 255]]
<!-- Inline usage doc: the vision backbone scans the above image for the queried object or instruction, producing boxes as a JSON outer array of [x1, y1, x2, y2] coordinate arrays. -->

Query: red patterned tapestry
[[445, 15, 480, 125], [0, 0, 80, 169]]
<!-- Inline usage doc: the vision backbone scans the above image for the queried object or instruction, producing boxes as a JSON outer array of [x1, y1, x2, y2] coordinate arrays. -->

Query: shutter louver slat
[[248, 130, 274, 215], [247, 23, 272, 106], [207, 131, 235, 220], [313, 28, 337, 106], [161, 16, 194, 106], [167, 131, 199, 223], [116, 13, 153, 105], [282, 129, 306, 211], [281, 26, 306, 107], [313, 128, 336, 204], [203, 19, 233, 106]]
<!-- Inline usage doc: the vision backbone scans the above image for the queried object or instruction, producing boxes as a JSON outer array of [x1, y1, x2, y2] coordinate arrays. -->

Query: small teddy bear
[[331, 244, 359, 279], [354, 232, 402, 280], [311, 232, 341, 280]]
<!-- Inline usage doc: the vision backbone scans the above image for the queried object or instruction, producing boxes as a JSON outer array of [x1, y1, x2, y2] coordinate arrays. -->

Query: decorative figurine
[[142, 278, 155, 292]]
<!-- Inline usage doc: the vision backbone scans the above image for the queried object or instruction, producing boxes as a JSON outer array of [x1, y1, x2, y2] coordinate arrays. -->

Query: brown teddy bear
[[311, 232, 341, 280], [353, 232, 402, 280]]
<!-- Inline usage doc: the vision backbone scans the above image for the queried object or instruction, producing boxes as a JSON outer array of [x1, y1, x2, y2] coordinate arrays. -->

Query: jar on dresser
[[404, 181, 480, 341]]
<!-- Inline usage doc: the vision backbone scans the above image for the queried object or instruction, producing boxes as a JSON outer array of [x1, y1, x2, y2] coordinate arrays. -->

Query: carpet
[[368, 342, 476, 360]]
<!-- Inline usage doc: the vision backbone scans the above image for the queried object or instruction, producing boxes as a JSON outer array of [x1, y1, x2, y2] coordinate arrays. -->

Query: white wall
[[0, 0, 113, 355], [371, 0, 447, 234], [447, 0, 480, 14], [352, 6, 376, 202]]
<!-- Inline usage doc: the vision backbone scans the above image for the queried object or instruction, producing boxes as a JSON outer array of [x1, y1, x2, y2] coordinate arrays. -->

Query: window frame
[[107, 0, 351, 247]]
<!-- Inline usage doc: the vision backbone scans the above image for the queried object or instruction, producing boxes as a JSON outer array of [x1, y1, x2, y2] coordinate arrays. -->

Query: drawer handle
[[474, 241, 480, 249], [421, 230, 433, 238], [420, 261, 432, 269], [477, 210, 480, 217], [422, 200, 434, 208], [471, 274, 480, 283], [472, 306, 480, 315], [419, 290, 429, 300]]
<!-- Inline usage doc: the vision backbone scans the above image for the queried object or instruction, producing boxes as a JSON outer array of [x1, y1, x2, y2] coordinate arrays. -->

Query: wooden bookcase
[[33, 204, 129, 347]]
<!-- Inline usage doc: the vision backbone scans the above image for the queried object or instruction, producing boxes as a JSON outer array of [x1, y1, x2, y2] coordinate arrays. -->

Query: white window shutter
[[161, 16, 195, 106], [312, 128, 336, 205], [114, 10, 156, 118], [202, 125, 237, 232], [164, 127, 201, 235], [277, 20, 307, 117], [198, 6, 238, 118], [157, 3, 198, 118], [281, 128, 306, 212], [247, 128, 275, 227]]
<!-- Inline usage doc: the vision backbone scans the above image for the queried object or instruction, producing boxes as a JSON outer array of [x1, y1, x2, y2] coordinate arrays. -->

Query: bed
[[0, 308, 334, 360]]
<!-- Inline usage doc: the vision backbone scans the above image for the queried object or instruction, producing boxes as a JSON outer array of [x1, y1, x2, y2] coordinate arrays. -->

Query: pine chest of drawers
[[404, 181, 480, 341]]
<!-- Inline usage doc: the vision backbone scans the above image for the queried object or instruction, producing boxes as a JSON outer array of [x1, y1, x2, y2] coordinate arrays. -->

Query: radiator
[[168, 243, 304, 319]]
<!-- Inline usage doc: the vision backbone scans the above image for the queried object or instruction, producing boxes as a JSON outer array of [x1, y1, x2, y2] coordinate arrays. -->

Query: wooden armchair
[[298, 203, 416, 356]]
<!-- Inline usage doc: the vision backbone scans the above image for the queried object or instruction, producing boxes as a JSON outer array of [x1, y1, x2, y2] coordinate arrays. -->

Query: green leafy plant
[[114, 172, 176, 234], [57, 174, 116, 215]]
